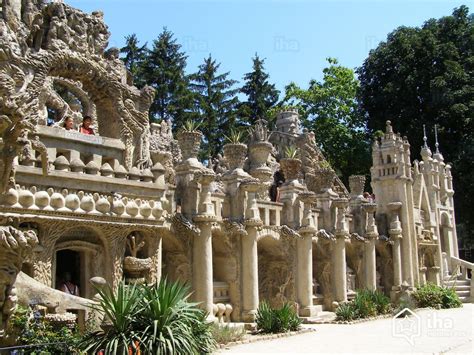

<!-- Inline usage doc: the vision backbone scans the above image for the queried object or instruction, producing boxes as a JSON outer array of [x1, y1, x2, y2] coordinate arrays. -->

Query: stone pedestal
[[332, 198, 349, 304], [242, 221, 261, 322], [363, 203, 378, 291]]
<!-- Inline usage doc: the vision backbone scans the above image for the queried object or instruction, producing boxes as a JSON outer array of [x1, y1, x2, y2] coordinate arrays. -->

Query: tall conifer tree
[[142, 28, 193, 128], [190, 55, 239, 159], [239, 54, 280, 124], [120, 34, 147, 88]]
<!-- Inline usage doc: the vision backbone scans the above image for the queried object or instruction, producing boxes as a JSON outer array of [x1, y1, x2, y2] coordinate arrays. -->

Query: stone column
[[193, 171, 217, 320], [297, 192, 318, 317], [388, 202, 403, 300], [363, 202, 378, 291], [241, 180, 263, 322], [332, 198, 348, 304]]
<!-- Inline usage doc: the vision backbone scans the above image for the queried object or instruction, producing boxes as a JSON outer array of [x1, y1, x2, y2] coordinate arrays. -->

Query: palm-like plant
[[79, 280, 216, 354], [80, 282, 142, 354], [224, 129, 245, 144], [284, 146, 299, 159], [180, 119, 202, 133]]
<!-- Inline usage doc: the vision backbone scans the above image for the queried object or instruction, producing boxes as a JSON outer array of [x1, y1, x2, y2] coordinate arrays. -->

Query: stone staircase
[[446, 256, 473, 303], [444, 277, 472, 303]]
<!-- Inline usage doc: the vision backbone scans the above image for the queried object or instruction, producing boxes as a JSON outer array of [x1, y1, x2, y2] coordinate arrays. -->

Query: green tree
[[357, 6, 474, 247], [190, 55, 239, 159], [239, 54, 280, 125], [120, 33, 147, 88], [142, 28, 194, 128], [283, 58, 371, 183]]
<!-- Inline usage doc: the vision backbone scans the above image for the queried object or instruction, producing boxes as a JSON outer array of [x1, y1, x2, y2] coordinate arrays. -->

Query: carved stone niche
[[123, 233, 151, 284]]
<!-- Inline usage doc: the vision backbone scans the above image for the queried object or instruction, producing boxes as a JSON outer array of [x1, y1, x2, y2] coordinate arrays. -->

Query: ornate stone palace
[[0, 0, 471, 334]]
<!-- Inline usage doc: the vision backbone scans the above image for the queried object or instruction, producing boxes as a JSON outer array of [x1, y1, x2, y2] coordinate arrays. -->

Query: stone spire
[[420, 124, 432, 160], [433, 124, 444, 161]]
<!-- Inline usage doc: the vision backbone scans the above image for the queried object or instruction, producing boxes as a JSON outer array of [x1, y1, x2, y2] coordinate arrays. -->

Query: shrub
[[79, 279, 216, 355], [255, 301, 302, 334], [413, 283, 462, 309], [335, 302, 358, 321], [6, 306, 81, 353], [335, 289, 392, 321], [210, 324, 246, 345]]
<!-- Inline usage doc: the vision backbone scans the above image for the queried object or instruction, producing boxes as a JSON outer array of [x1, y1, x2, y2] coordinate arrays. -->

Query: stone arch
[[211, 229, 239, 321], [257, 231, 290, 308], [52, 226, 108, 299], [312, 238, 333, 309], [160, 229, 190, 285]]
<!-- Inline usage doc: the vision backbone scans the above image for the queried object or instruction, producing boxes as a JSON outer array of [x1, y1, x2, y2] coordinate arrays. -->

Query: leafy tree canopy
[[357, 5, 474, 246], [283, 58, 371, 183]]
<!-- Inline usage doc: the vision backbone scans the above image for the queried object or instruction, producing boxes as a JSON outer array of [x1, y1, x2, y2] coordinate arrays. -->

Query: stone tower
[[371, 121, 417, 288]]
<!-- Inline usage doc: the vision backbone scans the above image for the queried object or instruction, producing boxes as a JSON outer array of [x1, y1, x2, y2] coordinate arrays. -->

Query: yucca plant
[[255, 301, 301, 334], [335, 302, 358, 321], [180, 120, 202, 133], [79, 282, 143, 355], [284, 146, 299, 159], [224, 129, 245, 144], [138, 279, 216, 354], [79, 280, 216, 355]]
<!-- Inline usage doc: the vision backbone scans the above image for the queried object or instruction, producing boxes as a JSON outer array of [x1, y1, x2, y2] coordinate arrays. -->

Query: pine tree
[[142, 28, 193, 127], [190, 55, 239, 159], [239, 54, 280, 125], [120, 34, 147, 88]]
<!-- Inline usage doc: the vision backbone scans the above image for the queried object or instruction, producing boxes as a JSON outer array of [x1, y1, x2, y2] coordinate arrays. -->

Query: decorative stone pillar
[[362, 202, 378, 291], [241, 180, 263, 322], [192, 171, 217, 320], [332, 198, 348, 304], [297, 192, 318, 317], [388, 202, 403, 300]]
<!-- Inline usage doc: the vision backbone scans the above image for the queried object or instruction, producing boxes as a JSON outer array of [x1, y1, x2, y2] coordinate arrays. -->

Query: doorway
[[55, 249, 82, 297]]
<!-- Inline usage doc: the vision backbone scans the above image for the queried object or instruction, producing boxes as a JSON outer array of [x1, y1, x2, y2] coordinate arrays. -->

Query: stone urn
[[306, 168, 335, 193], [249, 141, 272, 172], [280, 158, 302, 185], [177, 131, 202, 161], [223, 143, 247, 172], [123, 256, 152, 284], [349, 175, 366, 198]]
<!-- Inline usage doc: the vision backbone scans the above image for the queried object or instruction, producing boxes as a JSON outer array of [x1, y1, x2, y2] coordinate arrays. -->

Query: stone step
[[454, 290, 470, 297], [459, 296, 471, 303], [451, 285, 471, 291], [444, 280, 470, 287]]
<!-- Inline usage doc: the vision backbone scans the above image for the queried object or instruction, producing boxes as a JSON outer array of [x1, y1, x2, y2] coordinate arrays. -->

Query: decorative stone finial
[[434, 124, 440, 154], [423, 124, 428, 149], [386, 120, 393, 134]]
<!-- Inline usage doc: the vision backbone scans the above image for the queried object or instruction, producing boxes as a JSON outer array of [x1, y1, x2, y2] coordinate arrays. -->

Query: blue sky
[[68, 0, 468, 94]]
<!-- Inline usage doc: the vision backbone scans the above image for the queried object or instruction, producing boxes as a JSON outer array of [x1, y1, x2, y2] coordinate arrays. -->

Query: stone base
[[390, 286, 402, 302], [299, 305, 322, 317], [241, 310, 257, 322]]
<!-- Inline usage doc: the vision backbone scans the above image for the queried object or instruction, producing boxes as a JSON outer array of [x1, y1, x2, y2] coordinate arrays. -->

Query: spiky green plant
[[284, 146, 299, 159], [79, 280, 216, 355], [224, 129, 245, 144], [335, 302, 358, 321], [180, 120, 202, 133], [255, 301, 301, 334]]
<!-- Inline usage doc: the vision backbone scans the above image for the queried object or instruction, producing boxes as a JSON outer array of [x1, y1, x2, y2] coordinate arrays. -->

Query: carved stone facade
[[0, 0, 469, 336]]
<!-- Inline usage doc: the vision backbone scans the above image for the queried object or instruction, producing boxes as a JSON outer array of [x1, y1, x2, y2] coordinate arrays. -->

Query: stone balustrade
[[257, 200, 283, 226], [0, 185, 166, 222], [21, 126, 165, 184], [210, 193, 224, 221]]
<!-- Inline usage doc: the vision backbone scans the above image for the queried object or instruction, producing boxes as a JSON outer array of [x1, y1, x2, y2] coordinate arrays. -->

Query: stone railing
[[21, 126, 164, 184], [213, 281, 232, 323], [210, 193, 225, 221], [257, 200, 283, 226], [0, 185, 166, 222], [450, 256, 474, 301]]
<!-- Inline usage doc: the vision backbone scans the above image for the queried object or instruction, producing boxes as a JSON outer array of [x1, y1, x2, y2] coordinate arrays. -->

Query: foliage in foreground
[[6, 306, 81, 353], [79, 279, 216, 355], [210, 323, 246, 345], [335, 289, 392, 321], [412, 283, 462, 309], [255, 301, 302, 334]]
